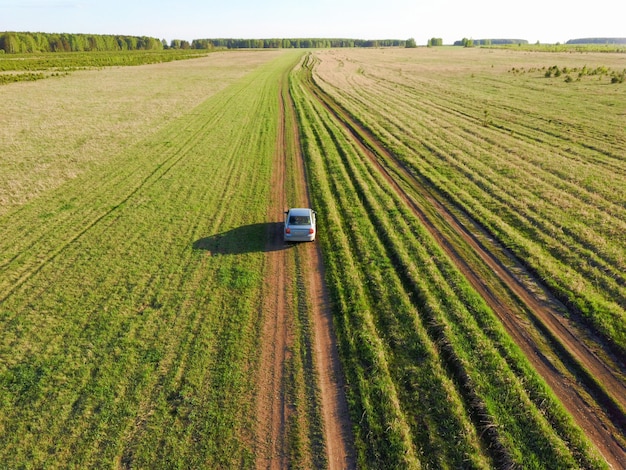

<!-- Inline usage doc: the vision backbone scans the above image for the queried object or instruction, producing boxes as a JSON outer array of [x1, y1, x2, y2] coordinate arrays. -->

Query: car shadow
[[193, 221, 290, 255]]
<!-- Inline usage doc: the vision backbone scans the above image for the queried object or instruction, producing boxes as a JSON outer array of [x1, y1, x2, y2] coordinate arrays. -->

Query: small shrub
[[610, 70, 625, 83]]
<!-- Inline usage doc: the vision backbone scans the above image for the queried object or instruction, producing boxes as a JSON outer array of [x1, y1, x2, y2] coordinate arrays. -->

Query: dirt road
[[255, 68, 355, 469]]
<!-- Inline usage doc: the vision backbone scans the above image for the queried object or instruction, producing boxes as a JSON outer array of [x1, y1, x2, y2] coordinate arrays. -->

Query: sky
[[0, 0, 624, 46]]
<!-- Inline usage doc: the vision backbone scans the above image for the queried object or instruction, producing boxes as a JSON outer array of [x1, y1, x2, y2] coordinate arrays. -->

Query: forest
[[566, 37, 626, 44], [0, 32, 164, 53], [194, 38, 407, 49], [0, 32, 409, 54]]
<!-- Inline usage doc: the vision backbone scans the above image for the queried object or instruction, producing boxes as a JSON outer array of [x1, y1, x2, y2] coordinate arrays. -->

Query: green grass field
[[0, 49, 210, 84], [0, 49, 311, 468], [0, 46, 623, 469], [311, 47, 626, 356], [290, 50, 616, 469], [0, 51, 280, 213]]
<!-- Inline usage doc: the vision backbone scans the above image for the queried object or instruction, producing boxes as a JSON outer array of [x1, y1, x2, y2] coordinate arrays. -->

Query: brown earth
[[304, 72, 626, 469]]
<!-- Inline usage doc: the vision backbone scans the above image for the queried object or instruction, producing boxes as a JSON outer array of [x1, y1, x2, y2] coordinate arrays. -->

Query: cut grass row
[[0, 50, 313, 467], [311, 48, 626, 356], [291, 53, 606, 469]]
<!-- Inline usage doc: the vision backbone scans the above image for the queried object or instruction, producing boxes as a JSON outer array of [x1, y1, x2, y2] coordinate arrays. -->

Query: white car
[[284, 208, 316, 242]]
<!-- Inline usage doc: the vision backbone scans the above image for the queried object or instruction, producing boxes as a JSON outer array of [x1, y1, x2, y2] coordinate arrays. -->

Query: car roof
[[288, 208, 313, 215]]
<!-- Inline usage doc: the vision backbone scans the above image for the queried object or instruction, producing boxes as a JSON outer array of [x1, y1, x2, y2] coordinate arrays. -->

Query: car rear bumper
[[284, 232, 315, 242]]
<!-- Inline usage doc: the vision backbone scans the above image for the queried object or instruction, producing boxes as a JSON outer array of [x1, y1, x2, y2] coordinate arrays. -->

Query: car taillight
[[309, 228, 314, 234], [286, 227, 291, 234]]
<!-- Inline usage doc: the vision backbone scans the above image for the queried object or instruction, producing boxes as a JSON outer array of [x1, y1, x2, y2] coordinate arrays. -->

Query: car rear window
[[289, 215, 311, 225]]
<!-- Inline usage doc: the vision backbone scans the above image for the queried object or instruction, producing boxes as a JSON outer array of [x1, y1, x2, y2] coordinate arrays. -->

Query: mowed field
[[1, 46, 625, 469], [295, 48, 625, 469], [0, 49, 332, 468], [309, 47, 626, 353]]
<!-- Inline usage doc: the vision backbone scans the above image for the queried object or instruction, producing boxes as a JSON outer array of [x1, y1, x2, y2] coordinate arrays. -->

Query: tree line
[[453, 38, 529, 47], [566, 38, 626, 45], [1, 32, 411, 53], [191, 38, 407, 49], [0, 32, 163, 53]]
